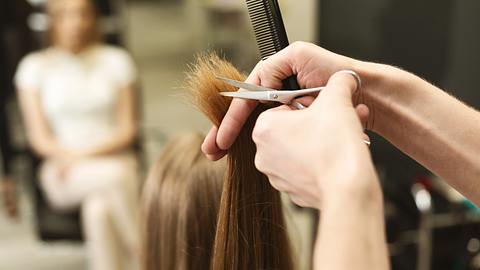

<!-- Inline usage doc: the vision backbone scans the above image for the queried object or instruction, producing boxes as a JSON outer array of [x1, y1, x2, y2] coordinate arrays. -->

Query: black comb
[[245, 0, 300, 90]]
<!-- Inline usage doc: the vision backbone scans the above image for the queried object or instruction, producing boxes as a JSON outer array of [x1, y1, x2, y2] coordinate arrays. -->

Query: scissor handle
[[274, 87, 324, 103]]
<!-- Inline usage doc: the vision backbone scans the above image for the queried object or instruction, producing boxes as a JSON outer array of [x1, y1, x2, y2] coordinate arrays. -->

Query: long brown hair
[[141, 133, 225, 270], [186, 53, 294, 270]]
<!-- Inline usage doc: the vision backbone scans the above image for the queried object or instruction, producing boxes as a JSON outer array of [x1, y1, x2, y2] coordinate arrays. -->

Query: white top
[[15, 44, 137, 150]]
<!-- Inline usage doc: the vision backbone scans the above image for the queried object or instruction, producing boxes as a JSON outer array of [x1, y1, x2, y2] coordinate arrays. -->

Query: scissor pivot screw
[[271, 93, 279, 99]]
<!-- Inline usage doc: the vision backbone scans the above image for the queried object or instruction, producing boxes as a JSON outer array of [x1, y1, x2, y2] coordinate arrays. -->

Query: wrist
[[352, 60, 418, 135], [320, 161, 383, 210], [315, 172, 388, 270], [322, 183, 383, 215]]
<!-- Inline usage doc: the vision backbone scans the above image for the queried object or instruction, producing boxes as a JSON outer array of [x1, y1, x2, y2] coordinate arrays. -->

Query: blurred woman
[[15, 0, 139, 269], [141, 133, 225, 270]]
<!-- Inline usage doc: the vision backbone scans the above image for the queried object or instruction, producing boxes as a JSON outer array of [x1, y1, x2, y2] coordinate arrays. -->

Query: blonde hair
[[186, 53, 294, 270], [141, 133, 225, 270], [45, 0, 100, 46]]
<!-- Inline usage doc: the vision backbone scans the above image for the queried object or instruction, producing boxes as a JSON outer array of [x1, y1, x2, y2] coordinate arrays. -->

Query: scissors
[[217, 76, 324, 110], [218, 70, 362, 110], [217, 73, 371, 146]]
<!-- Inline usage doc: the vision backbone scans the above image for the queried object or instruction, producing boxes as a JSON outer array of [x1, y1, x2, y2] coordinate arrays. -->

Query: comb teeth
[[246, 0, 290, 60]]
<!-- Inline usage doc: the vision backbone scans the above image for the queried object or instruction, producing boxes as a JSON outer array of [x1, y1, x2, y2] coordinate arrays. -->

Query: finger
[[362, 133, 371, 145], [206, 151, 227, 161], [217, 98, 258, 150], [202, 126, 218, 154], [355, 104, 370, 129], [258, 46, 300, 89], [311, 70, 359, 109], [257, 42, 332, 89], [202, 126, 224, 156], [267, 177, 292, 193], [289, 194, 309, 208], [218, 43, 320, 149], [266, 104, 291, 112], [252, 105, 290, 144], [253, 104, 292, 144], [293, 96, 315, 108], [297, 95, 316, 105], [217, 62, 263, 150]]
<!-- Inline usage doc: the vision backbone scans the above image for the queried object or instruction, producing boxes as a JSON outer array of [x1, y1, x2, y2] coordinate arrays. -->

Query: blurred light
[[26, 0, 45, 7], [412, 183, 432, 212], [28, 13, 50, 32], [468, 238, 480, 253]]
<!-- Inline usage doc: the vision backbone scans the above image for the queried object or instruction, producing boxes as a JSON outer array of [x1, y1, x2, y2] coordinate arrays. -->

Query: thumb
[[311, 70, 360, 109]]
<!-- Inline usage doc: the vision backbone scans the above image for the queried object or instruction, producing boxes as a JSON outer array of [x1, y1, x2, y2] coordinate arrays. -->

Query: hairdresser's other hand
[[202, 41, 358, 161], [252, 71, 381, 209]]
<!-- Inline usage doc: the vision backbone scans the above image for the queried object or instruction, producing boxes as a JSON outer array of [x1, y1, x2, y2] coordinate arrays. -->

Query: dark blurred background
[[319, 1, 480, 269], [1, 0, 479, 269]]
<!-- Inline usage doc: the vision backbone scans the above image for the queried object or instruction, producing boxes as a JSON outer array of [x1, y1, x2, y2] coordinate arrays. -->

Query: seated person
[[141, 133, 225, 270], [15, 0, 139, 269]]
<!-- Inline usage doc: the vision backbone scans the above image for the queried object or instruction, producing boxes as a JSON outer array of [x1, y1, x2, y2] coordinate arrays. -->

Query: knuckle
[[257, 64, 266, 80], [253, 61, 264, 77], [290, 41, 314, 55], [254, 60, 263, 70], [269, 179, 283, 192], [200, 140, 211, 154], [290, 41, 318, 65], [290, 41, 308, 50], [252, 113, 273, 143], [289, 195, 304, 206], [290, 195, 314, 208], [254, 153, 265, 171]]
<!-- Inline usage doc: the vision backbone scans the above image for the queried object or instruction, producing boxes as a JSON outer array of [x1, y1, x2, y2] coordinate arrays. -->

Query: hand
[[1, 177, 18, 219], [202, 41, 362, 161], [252, 71, 381, 209], [55, 152, 82, 181]]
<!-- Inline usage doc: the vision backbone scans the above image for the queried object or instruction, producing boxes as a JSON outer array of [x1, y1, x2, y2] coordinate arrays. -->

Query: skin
[[49, 0, 97, 53], [203, 41, 480, 269], [18, 0, 137, 179]]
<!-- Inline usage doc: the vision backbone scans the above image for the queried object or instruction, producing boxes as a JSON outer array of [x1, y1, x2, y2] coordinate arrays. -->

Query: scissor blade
[[216, 76, 275, 92], [220, 91, 271, 101]]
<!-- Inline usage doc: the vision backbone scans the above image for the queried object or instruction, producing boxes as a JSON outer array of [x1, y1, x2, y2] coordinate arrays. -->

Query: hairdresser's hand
[[202, 42, 362, 161], [252, 71, 381, 209]]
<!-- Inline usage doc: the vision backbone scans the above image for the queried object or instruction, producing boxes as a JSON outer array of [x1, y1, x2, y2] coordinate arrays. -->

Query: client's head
[[141, 133, 225, 270]]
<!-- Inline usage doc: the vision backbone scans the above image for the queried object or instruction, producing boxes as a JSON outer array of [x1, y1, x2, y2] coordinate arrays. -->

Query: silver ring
[[292, 101, 307, 110], [336, 70, 362, 91]]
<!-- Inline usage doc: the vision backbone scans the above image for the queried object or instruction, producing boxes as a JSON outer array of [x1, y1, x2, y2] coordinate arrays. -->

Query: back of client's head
[[141, 133, 225, 270]]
